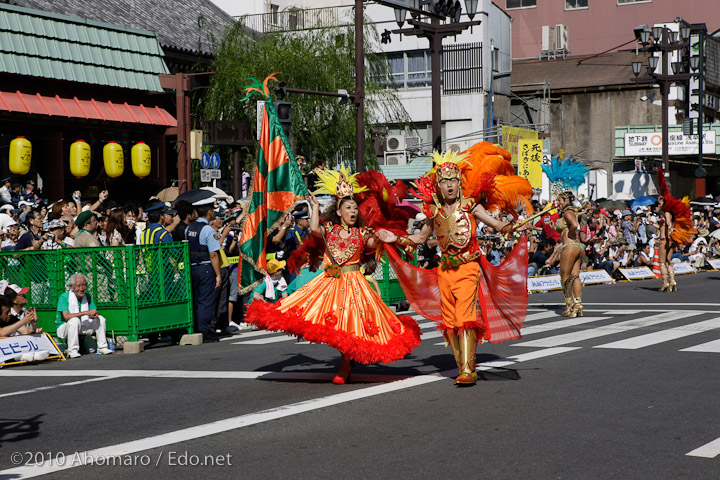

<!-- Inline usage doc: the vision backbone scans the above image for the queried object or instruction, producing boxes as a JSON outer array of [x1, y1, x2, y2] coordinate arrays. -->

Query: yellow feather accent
[[312, 165, 369, 198]]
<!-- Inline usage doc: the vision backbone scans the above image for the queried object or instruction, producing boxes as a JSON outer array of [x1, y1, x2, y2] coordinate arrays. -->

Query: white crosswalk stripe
[[680, 338, 720, 353], [231, 309, 720, 354], [511, 311, 701, 348], [594, 318, 720, 350]]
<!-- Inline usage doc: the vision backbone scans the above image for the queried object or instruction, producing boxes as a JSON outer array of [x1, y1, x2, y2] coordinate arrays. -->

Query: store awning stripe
[[0, 90, 176, 126]]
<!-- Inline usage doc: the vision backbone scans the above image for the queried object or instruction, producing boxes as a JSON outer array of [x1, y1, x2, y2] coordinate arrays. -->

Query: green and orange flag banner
[[238, 74, 308, 294]]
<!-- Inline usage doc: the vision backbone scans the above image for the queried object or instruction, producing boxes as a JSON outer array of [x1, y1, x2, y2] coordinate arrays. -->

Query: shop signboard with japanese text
[[518, 139, 543, 189], [624, 131, 715, 156]]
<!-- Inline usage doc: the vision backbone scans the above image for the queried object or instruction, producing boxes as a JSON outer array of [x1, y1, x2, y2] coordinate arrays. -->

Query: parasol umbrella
[[629, 196, 657, 208], [689, 195, 717, 206], [173, 188, 215, 206], [597, 200, 628, 211], [156, 186, 179, 202], [608, 192, 635, 201], [395, 199, 421, 216], [201, 186, 234, 203]]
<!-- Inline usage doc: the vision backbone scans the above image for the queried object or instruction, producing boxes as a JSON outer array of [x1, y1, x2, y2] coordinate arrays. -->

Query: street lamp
[[464, 0, 478, 20], [394, 7, 406, 27], [390, 1, 481, 151], [633, 24, 699, 185]]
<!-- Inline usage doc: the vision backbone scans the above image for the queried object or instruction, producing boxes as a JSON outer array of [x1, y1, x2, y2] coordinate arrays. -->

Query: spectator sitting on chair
[[56, 273, 112, 358]]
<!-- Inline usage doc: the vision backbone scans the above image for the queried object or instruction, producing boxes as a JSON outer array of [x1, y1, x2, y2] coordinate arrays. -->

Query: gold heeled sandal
[[566, 298, 583, 318]]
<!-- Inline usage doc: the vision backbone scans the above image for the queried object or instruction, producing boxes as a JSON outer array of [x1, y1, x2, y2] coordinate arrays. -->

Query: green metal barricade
[[0, 243, 194, 341], [372, 252, 417, 304]]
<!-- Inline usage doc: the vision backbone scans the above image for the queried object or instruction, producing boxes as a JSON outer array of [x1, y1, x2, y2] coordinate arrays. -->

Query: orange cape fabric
[[385, 236, 528, 343]]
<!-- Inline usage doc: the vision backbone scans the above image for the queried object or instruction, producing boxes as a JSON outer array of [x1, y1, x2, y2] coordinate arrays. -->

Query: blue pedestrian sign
[[200, 152, 210, 169], [210, 153, 221, 169]]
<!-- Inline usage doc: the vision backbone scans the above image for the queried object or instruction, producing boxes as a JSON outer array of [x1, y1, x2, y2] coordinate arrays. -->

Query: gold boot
[[445, 332, 462, 373], [454, 328, 478, 386], [668, 267, 677, 292], [561, 274, 578, 317], [658, 263, 669, 292]]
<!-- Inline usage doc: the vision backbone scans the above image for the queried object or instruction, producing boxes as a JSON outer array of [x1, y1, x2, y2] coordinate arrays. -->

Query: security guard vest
[[186, 221, 210, 265]]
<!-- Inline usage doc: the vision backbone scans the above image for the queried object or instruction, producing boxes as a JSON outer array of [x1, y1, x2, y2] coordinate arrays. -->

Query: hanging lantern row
[[8, 137, 151, 179]]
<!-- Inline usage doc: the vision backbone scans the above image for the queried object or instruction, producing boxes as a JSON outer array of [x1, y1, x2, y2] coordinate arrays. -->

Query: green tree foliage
[[203, 18, 412, 171]]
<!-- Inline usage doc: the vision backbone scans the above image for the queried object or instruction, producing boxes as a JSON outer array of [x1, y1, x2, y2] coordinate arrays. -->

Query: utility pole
[[390, 4, 481, 152], [354, 0, 365, 172]]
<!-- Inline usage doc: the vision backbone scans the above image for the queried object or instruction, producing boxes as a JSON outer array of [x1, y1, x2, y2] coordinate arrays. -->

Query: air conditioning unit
[[387, 135, 406, 152], [541, 25, 555, 51], [384, 151, 408, 165], [555, 24, 569, 51], [405, 136, 421, 149]]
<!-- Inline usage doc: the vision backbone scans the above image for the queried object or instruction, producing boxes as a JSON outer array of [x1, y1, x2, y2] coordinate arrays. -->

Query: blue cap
[[1, 177, 10, 183], [293, 209, 309, 219]]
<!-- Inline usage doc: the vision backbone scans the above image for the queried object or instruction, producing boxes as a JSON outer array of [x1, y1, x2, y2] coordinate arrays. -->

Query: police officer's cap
[[293, 209, 309, 219]]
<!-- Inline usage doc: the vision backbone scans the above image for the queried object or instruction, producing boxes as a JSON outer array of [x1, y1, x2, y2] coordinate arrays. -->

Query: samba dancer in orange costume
[[244, 167, 421, 384], [656, 167, 696, 292], [385, 145, 533, 386]]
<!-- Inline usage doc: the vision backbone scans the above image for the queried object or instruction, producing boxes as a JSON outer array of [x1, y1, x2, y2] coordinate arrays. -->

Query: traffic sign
[[200, 152, 210, 169], [210, 153, 221, 169], [200, 169, 221, 182]]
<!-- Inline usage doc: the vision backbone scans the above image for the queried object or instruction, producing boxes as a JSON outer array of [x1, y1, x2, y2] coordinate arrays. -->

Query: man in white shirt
[[0, 177, 11, 204]]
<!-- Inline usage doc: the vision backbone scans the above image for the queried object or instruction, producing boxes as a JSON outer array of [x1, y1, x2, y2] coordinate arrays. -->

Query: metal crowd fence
[[0, 243, 194, 341]]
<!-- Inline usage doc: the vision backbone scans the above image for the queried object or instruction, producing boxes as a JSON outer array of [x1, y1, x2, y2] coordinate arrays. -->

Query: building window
[[270, 4, 279, 24], [387, 51, 432, 89], [566, 0, 588, 9], [618, 0, 651, 4], [506, 0, 536, 9]]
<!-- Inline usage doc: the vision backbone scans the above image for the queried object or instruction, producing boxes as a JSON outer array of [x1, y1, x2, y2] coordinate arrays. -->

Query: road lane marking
[[0, 347, 578, 479], [687, 436, 720, 458], [0, 377, 113, 398], [595, 318, 720, 350], [0, 370, 270, 379], [232, 319, 437, 345], [511, 311, 700, 348]]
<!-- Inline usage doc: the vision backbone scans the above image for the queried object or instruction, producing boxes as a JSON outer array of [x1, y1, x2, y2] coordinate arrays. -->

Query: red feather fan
[[286, 231, 325, 274]]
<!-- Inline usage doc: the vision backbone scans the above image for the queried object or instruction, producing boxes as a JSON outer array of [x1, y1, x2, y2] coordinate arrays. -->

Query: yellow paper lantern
[[9, 136, 32, 175], [103, 141, 124, 178], [70, 140, 91, 178], [131, 141, 151, 178]]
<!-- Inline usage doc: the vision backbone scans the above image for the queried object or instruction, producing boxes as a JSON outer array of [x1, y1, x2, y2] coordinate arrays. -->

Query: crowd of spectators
[[412, 198, 720, 279], [0, 178, 252, 344]]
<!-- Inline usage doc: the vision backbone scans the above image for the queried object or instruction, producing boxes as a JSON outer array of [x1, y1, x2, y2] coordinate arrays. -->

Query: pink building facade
[[493, 0, 720, 59]]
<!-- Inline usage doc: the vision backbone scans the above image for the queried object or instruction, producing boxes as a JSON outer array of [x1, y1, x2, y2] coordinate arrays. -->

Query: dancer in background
[[656, 168, 696, 292], [541, 157, 588, 317]]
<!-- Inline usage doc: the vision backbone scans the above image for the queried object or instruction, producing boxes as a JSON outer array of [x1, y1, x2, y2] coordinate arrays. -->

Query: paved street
[[2, 271, 720, 479]]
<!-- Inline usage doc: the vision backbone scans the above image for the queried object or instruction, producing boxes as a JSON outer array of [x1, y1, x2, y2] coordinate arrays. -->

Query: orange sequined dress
[[244, 224, 422, 364]]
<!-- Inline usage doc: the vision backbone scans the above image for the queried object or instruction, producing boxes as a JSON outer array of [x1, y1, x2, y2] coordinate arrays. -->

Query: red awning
[[0, 90, 176, 127]]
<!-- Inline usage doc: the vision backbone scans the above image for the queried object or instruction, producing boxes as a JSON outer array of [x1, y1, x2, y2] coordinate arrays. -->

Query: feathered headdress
[[314, 165, 368, 205], [428, 150, 470, 184], [410, 142, 533, 219], [541, 157, 588, 198]]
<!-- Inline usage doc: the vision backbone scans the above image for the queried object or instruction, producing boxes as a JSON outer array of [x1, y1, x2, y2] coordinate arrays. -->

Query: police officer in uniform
[[186, 198, 221, 342], [140, 203, 175, 244]]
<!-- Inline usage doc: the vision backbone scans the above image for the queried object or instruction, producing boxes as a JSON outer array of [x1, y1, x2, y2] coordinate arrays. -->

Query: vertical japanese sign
[[502, 126, 539, 165], [518, 139, 543, 188]]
